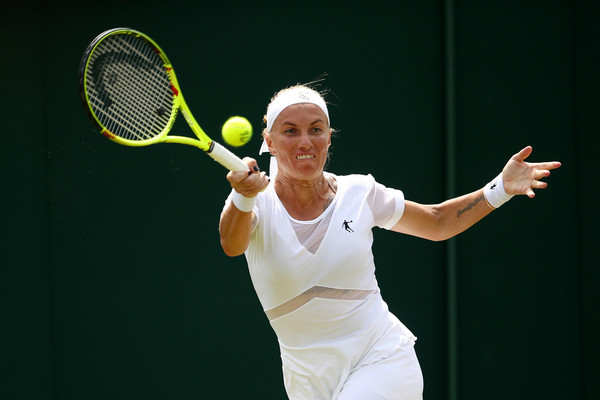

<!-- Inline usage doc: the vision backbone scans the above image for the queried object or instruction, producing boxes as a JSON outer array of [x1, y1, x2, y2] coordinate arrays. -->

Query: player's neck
[[274, 172, 336, 220]]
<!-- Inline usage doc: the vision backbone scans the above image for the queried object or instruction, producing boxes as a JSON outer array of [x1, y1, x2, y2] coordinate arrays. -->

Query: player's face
[[267, 103, 331, 182]]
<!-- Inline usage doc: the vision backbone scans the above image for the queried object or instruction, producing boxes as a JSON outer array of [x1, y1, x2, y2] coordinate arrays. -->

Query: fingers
[[227, 167, 269, 197], [533, 168, 551, 180], [243, 157, 260, 173], [539, 161, 562, 171], [503, 146, 562, 199], [513, 145, 533, 162], [227, 157, 261, 185], [525, 187, 536, 198], [526, 166, 556, 196], [529, 161, 561, 190], [525, 167, 551, 195], [512, 147, 561, 170], [531, 178, 548, 190]]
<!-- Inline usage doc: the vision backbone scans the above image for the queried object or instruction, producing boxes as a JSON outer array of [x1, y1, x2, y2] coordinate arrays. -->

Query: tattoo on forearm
[[456, 194, 485, 218]]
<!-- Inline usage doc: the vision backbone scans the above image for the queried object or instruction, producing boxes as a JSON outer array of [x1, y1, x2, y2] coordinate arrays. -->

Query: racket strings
[[96, 37, 169, 138], [86, 33, 175, 141]]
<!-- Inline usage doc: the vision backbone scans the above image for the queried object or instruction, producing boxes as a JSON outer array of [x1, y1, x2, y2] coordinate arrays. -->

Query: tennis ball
[[221, 116, 253, 147]]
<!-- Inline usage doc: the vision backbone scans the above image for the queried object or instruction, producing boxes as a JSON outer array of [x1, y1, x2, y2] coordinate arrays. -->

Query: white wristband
[[231, 190, 256, 213], [483, 172, 514, 209]]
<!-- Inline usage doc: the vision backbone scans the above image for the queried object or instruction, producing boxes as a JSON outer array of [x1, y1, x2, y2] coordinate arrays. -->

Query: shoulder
[[330, 173, 377, 188]]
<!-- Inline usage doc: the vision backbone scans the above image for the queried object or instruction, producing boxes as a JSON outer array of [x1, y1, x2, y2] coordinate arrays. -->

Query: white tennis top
[[245, 173, 403, 310], [225, 173, 416, 398]]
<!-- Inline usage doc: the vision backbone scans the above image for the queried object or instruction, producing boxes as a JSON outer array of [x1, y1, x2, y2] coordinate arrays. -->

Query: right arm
[[219, 158, 269, 257]]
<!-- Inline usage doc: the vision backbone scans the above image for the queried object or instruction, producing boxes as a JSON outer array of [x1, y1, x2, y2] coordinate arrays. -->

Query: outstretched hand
[[502, 146, 561, 198]]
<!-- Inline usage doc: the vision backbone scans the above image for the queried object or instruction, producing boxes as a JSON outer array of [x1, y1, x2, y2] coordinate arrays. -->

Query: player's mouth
[[296, 154, 315, 160]]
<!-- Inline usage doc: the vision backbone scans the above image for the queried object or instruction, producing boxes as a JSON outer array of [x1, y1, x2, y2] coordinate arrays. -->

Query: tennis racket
[[78, 27, 248, 172]]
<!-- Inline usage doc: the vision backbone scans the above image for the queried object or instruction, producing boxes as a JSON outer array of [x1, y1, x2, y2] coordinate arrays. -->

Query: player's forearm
[[219, 204, 254, 257], [393, 189, 493, 241], [435, 189, 494, 240]]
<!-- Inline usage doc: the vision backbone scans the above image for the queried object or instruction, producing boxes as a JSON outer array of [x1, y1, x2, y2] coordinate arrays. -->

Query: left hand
[[502, 146, 562, 198]]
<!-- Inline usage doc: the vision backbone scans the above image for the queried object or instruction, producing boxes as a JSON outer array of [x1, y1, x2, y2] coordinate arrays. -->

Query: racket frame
[[79, 27, 248, 172]]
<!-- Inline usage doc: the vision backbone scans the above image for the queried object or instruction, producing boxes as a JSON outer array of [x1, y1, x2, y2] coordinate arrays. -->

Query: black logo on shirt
[[342, 220, 354, 233]]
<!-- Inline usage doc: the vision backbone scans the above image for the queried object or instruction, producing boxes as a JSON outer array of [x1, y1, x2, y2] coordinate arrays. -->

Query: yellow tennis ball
[[221, 116, 253, 147]]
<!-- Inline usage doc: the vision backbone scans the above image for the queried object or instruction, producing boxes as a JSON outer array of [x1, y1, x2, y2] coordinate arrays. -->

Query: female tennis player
[[218, 85, 561, 399]]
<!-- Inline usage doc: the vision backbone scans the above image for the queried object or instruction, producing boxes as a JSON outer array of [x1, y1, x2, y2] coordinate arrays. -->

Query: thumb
[[513, 146, 533, 163]]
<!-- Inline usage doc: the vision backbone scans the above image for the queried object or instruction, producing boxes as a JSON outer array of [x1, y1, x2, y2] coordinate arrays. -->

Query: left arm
[[392, 146, 561, 241], [392, 190, 492, 241]]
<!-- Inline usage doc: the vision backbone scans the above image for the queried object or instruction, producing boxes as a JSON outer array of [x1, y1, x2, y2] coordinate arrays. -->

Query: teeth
[[297, 155, 315, 160]]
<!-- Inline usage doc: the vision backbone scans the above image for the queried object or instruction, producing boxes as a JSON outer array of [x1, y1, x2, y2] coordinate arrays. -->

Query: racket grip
[[207, 141, 249, 172]]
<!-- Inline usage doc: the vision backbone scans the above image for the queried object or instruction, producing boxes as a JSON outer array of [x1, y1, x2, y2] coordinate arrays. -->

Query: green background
[[2, 1, 597, 399]]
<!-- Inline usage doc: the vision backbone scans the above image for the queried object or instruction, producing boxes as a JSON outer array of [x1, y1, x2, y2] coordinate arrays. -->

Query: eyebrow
[[280, 118, 325, 127]]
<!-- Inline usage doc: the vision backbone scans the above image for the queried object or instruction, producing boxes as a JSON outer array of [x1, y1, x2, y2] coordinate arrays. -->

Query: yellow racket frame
[[80, 28, 248, 172]]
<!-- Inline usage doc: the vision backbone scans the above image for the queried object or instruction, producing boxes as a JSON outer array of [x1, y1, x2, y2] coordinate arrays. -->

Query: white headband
[[260, 87, 330, 155], [266, 87, 329, 133]]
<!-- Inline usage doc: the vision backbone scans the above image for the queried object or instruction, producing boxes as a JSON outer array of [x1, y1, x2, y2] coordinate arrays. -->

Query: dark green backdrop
[[2, 1, 597, 399]]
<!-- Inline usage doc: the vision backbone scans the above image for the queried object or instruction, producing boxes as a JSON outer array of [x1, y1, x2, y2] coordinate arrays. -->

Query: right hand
[[227, 157, 270, 198]]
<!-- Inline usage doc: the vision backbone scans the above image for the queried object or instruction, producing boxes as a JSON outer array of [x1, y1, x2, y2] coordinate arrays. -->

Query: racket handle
[[207, 141, 249, 172]]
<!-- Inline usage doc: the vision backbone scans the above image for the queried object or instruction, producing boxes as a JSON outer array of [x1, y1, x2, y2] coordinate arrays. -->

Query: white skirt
[[271, 294, 423, 399]]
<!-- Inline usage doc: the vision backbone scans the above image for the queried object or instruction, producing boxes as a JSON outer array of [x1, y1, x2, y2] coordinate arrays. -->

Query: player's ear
[[262, 130, 275, 155], [267, 139, 276, 155]]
